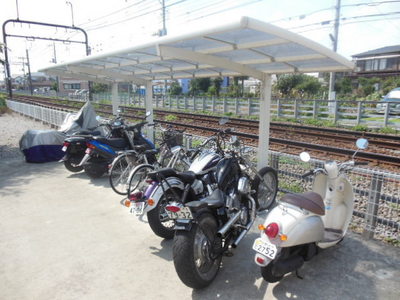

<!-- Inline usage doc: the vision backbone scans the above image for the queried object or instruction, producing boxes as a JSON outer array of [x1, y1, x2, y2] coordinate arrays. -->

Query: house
[[350, 45, 400, 78]]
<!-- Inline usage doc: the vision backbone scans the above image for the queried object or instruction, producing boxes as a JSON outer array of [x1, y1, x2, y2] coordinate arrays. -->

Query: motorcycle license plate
[[252, 238, 277, 260], [85, 148, 92, 154], [130, 202, 145, 216], [166, 207, 193, 220], [62, 146, 67, 152]]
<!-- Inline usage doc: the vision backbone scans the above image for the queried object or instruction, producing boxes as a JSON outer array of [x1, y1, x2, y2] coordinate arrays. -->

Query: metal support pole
[[111, 83, 119, 115], [145, 81, 154, 143], [356, 101, 362, 125], [362, 173, 384, 239], [328, 0, 341, 101], [257, 74, 272, 170]]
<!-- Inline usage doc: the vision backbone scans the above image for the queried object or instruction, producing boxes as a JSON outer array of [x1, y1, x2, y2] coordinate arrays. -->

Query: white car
[[376, 88, 400, 114]]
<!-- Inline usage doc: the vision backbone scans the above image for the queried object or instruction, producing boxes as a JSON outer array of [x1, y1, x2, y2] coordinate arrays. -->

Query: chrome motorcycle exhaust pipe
[[78, 153, 91, 167], [217, 210, 241, 238], [232, 218, 255, 248]]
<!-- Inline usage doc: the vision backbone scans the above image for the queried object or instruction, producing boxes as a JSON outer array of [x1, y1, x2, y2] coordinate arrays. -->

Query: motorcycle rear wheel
[[252, 167, 278, 211], [173, 212, 222, 289], [260, 263, 284, 283], [84, 165, 106, 179], [147, 188, 182, 239], [63, 159, 83, 173]]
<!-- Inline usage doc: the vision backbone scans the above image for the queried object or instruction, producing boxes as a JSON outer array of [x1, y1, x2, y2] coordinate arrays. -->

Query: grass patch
[[165, 114, 178, 121], [352, 124, 369, 132]]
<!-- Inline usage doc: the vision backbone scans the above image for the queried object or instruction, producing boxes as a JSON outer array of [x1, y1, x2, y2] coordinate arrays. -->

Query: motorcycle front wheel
[[173, 212, 222, 289], [252, 167, 278, 211]]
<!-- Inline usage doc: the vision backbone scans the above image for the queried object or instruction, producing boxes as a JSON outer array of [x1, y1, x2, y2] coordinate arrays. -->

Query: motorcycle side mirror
[[356, 138, 368, 150], [300, 152, 311, 162], [219, 117, 229, 125], [145, 111, 152, 117], [230, 135, 240, 147], [96, 115, 102, 121]]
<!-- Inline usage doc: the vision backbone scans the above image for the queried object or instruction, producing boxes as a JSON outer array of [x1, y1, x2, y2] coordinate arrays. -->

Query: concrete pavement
[[0, 157, 399, 300]]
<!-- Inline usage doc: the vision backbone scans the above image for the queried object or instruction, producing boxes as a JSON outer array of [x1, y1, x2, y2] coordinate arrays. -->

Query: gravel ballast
[[0, 112, 53, 160]]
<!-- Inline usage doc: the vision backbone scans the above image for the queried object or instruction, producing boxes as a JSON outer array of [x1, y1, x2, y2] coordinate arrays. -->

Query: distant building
[[58, 77, 89, 94], [350, 45, 400, 78]]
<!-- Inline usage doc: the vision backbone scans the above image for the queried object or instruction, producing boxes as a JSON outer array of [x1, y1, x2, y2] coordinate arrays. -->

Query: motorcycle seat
[[203, 189, 225, 208], [281, 192, 325, 215], [148, 168, 196, 184], [94, 137, 128, 148]]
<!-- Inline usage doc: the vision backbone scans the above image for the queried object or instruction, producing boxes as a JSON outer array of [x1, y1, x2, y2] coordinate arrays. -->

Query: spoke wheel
[[252, 167, 278, 211], [109, 154, 139, 195]]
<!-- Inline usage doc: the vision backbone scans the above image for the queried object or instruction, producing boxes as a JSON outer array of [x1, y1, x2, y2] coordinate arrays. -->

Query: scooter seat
[[144, 149, 159, 155], [281, 192, 325, 215], [94, 137, 128, 149]]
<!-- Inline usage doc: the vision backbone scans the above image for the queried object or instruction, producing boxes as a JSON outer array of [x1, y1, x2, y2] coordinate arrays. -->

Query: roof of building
[[353, 45, 400, 58]]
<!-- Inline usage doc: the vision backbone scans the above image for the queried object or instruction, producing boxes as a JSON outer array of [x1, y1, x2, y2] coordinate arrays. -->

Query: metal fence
[[90, 93, 400, 129], [6, 100, 399, 244], [6, 100, 70, 127]]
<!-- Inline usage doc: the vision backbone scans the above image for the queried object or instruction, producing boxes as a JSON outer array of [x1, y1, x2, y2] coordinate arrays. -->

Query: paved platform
[[0, 158, 399, 300]]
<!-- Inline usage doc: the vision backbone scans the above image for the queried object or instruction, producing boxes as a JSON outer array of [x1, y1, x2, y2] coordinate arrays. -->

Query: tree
[[189, 78, 211, 95], [275, 74, 322, 98], [335, 77, 352, 95], [91, 83, 109, 93], [169, 81, 182, 95]]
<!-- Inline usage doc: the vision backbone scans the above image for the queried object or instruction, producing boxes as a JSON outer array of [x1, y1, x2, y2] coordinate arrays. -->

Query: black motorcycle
[[166, 135, 278, 289], [60, 117, 125, 173]]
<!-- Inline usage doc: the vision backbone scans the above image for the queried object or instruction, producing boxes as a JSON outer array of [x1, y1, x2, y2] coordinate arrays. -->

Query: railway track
[[9, 94, 400, 170]]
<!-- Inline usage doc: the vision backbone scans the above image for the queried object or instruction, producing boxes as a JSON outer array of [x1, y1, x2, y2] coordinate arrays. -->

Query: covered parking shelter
[[39, 16, 353, 169]]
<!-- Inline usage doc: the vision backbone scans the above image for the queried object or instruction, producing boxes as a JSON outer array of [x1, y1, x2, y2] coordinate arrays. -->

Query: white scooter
[[253, 138, 369, 282]]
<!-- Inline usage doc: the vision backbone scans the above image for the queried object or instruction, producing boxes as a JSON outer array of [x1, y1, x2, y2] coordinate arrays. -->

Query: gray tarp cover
[[19, 101, 99, 151]]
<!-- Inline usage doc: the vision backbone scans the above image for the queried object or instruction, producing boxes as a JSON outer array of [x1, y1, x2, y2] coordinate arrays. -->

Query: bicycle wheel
[[127, 164, 155, 195], [109, 153, 140, 195], [252, 167, 278, 211]]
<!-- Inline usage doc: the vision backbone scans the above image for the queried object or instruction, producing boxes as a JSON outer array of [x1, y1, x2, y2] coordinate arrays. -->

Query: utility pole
[[17, 56, 26, 90], [26, 49, 33, 95], [328, 0, 341, 100], [52, 42, 60, 93]]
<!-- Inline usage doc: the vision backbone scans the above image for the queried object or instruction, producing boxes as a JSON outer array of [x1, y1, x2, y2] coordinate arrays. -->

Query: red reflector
[[264, 222, 279, 238], [129, 191, 143, 202], [256, 256, 265, 264], [63, 142, 70, 147], [165, 205, 180, 213], [86, 142, 96, 149]]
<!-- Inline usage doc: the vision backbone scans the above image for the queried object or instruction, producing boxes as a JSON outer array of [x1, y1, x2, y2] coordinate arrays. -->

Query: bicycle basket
[[164, 131, 183, 147]]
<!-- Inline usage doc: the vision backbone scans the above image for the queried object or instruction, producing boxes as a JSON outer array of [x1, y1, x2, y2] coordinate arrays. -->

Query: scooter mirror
[[300, 152, 311, 162], [145, 111, 152, 117], [356, 138, 368, 150], [95, 115, 102, 121], [219, 117, 229, 125]]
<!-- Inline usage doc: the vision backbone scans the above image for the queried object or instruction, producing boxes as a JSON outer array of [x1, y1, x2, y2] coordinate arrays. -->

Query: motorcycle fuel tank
[[216, 157, 240, 190], [189, 151, 221, 175]]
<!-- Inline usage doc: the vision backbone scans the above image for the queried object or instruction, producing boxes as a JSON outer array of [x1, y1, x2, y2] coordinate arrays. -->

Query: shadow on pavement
[[0, 159, 61, 197]]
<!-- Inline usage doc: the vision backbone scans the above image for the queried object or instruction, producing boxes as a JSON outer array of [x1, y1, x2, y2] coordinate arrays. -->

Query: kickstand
[[295, 269, 304, 280]]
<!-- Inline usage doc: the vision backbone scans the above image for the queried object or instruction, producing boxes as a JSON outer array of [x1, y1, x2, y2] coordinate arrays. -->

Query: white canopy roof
[[40, 16, 354, 169], [39, 16, 353, 84]]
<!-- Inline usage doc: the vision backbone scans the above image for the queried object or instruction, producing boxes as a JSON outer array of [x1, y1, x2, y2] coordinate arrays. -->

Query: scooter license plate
[[85, 148, 92, 154], [167, 207, 193, 220], [62, 146, 67, 152], [252, 238, 277, 260], [130, 202, 145, 216]]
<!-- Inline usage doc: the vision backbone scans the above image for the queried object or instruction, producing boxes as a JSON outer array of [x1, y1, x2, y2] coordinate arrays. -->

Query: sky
[[1, 0, 400, 78]]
